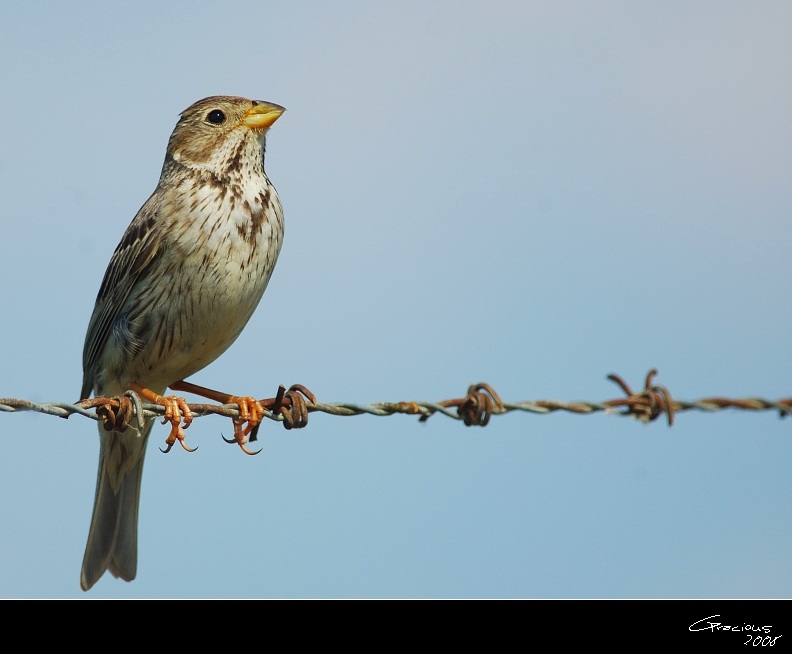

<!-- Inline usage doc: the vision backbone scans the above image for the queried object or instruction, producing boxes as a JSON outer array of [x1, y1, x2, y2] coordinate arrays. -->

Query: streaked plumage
[[80, 96, 285, 591]]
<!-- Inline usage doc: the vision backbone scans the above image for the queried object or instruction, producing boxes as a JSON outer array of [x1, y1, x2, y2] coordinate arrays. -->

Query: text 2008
[[745, 635, 782, 646]]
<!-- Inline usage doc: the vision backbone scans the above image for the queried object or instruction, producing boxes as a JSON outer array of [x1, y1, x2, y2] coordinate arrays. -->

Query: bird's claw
[[154, 394, 196, 453], [160, 423, 198, 453], [221, 396, 263, 455]]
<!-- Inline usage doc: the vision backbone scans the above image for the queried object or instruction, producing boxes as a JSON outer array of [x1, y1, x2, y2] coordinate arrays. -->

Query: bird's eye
[[206, 109, 226, 125]]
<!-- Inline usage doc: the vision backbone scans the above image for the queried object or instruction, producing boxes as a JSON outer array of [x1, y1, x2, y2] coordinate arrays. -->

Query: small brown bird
[[80, 96, 285, 591]]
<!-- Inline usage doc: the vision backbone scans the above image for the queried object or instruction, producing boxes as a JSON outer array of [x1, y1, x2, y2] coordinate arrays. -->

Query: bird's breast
[[106, 174, 284, 389]]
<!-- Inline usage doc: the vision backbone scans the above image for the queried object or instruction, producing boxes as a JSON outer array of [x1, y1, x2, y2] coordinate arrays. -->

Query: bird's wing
[[81, 192, 164, 399]]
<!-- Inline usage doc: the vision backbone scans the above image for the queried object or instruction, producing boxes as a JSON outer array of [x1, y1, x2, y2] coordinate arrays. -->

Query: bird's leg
[[170, 379, 263, 455], [128, 382, 195, 453]]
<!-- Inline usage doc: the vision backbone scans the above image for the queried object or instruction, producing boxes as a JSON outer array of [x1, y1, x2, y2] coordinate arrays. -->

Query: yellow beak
[[242, 101, 285, 129]]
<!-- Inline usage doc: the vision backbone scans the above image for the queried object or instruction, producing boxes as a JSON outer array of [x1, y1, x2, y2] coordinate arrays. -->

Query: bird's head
[[167, 95, 285, 169]]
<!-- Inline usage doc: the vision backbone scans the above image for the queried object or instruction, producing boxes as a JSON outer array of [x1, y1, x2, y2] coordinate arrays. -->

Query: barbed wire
[[1, 371, 789, 438]]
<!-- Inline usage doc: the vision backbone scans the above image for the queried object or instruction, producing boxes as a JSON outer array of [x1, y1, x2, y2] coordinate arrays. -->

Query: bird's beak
[[241, 101, 285, 129]]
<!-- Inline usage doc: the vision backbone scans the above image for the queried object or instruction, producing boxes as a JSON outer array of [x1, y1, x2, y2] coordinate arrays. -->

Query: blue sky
[[0, 2, 790, 598]]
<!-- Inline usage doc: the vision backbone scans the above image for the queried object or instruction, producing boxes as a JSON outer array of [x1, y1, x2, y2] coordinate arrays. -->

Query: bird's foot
[[220, 395, 263, 455], [169, 380, 262, 455], [128, 382, 197, 453]]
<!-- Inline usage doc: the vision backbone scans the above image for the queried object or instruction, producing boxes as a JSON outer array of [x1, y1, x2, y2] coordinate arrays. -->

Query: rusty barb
[[1, 370, 789, 440], [419, 383, 505, 426], [82, 395, 140, 432], [604, 369, 675, 426], [255, 384, 316, 436]]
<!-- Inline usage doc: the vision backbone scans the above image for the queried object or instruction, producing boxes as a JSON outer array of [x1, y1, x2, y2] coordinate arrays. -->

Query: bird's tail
[[80, 420, 152, 591]]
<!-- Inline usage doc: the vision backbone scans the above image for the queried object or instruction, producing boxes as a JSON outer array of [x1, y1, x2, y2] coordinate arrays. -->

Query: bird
[[79, 95, 285, 591]]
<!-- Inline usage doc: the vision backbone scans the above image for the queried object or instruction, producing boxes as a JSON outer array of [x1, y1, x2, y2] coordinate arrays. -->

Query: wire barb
[[1, 371, 789, 437], [419, 382, 505, 426], [605, 369, 675, 426]]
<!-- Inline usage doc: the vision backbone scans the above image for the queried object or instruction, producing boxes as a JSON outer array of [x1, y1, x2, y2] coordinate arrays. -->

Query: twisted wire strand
[[1, 370, 790, 429]]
